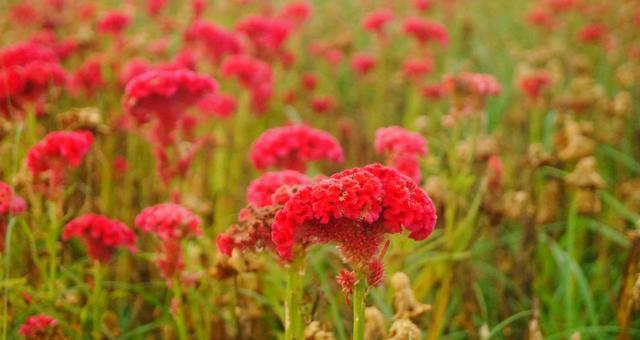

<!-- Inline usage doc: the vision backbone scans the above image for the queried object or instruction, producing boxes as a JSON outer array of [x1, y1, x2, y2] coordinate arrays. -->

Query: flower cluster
[[246, 170, 311, 207], [0, 182, 26, 252], [184, 20, 243, 62], [216, 204, 280, 257], [402, 17, 448, 47], [249, 124, 344, 172], [135, 204, 202, 281], [278, 1, 313, 28], [26, 130, 93, 197], [0, 42, 66, 118], [375, 127, 427, 183], [97, 10, 131, 35], [236, 15, 291, 60], [63, 213, 137, 263], [221, 54, 273, 114], [272, 164, 437, 283], [361, 9, 394, 36], [18, 314, 58, 339], [69, 57, 105, 98], [350, 53, 377, 76], [197, 93, 237, 119]]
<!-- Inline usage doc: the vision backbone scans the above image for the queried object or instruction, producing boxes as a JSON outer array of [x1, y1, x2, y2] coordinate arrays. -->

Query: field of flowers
[[1, 0, 640, 339]]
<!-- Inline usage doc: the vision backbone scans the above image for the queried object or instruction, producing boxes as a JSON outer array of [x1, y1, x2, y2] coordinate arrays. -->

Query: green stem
[[352, 272, 367, 340], [284, 255, 305, 340], [92, 261, 103, 340], [172, 279, 189, 340], [2, 218, 17, 340]]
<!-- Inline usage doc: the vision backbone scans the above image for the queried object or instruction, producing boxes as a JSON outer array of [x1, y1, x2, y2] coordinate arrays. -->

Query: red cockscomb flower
[[197, 93, 236, 119], [518, 71, 552, 100], [123, 69, 217, 138], [184, 20, 243, 63], [236, 15, 291, 60], [221, 55, 273, 114], [247, 170, 311, 207], [63, 214, 137, 263], [69, 57, 104, 97], [272, 164, 437, 284], [579, 23, 607, 43], [135, 203, 201, 280], [18, 314, 58, 339], [0, 182, 27, 252], [413, 0, 432, 11], [301, 72, 318, 92], [350, 53, 377, 76], [527, 7, 555, 29], [375, 126, 427, 183], [249, 124, 344, 171], [97, 11, 131, 35], [147, 0, 168, 17], [421, 82, 446, 99], [361, 9, 394, 36], [26, 130, 93, 196], [310, 95, 336, 114], [0, 42, 66, 118], [402, 57, 434, 80], [278, 1, 313, 27], [402, 17, 448, 47]]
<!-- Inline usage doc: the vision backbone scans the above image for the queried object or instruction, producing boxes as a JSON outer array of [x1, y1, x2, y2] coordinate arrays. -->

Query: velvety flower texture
[[63, 214, 137, 263], [0, 42, 66, 117], [375, 126, 427, 183], [18, 314, 58, 339], [26, 130, 93, 195], [247, 170, 311, 207], [249, 124, 344, 172], [135, 204, 202, 280], [272, 164, 437, 282], [402, 17, 448, 47]]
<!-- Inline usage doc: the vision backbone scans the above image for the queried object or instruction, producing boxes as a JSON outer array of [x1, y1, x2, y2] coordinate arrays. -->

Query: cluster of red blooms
[[197, 93, 237, 119], [236, 15, 291, 61], [246, 170, 311, 207], [402, 17, 448, 47], [518, 72, 553, 100], [135, 204, 202, 281], [18, 314, 58, 339], [375, 126, 428, 183], [402, 56, 434, 81], [272, 164, 437, 288], [97, 10, 131, 36], [221, 54, 273, 114], [249, 124, 344, 172], [361, 9, 394, 38], [63, 214, 137, 263], [123, 69, 217, 183], [184, 20, 243, 63], [0, 42, 66, 118], [68, 57, 105, 98], [0, 182, 27, 252], [277, 1, 313, 28], [350, 53, 377, 76], [578, 23, 608, 44], [26, 130, 93, 197]]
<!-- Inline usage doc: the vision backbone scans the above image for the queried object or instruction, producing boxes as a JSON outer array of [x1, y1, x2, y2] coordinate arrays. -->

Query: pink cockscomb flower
[[236, 15, 291, 60], [350, 53, 377, 76], [272, 164, 437, 284], [97, 10, 131, 35], [402, 57, 434, 81], [247, 170, 311, 207], [518, 71, 552, 100], [402, 17, 448, 47], [197, 93, 236, 119], [0, 182, 27, 252], [413, 0, 432, 11], [18, 314, 58, 339], [184, 20, 243, 63], [26, 130, 93, 197], [0, 42, 66, 118], [69, 57, 105, 97], [310, 95, 337, 114], [146, 0, 168, 17], [135, 204, 201, 281], [249, 124, 344, 172], [278, 1, 313, 27], [221, 55, 273, 114], [361, 9, 394, 36], [375, 126, 428, 183], [63, 214, 137, 263]]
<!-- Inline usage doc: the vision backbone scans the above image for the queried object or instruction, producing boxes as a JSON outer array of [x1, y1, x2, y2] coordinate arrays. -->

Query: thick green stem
[[92, 261, 103, 340], [352, 273, 367, 340], [284, 255, 305, 340], [172, 279, 189, 340]]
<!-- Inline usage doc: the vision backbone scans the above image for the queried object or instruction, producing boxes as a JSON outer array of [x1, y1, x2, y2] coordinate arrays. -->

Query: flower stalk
[[352, 272, 367, 340], [284, 254, 305, 340]]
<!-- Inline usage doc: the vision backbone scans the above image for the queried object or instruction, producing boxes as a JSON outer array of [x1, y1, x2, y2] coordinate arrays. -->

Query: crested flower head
[[0, 42, 66, 118], [221, 55, 273, 114], [350, 53, 377, 76], [236, 15, 291, 59], [249, 124, 344, 171], [197, 93, 237, 119], [247, 170, 311, 207], [63, 213, 137, 262], [272, 164, 437, 282], [375, 126, 427, 183], [184, 20, 243, 62], [123, 69, 217, 127], [97, 10, 131, 35], [18, 314, 58, 339], [361, 9, 394, 35], [278, 1, 313, 27], [402, 17, 448, 47]]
